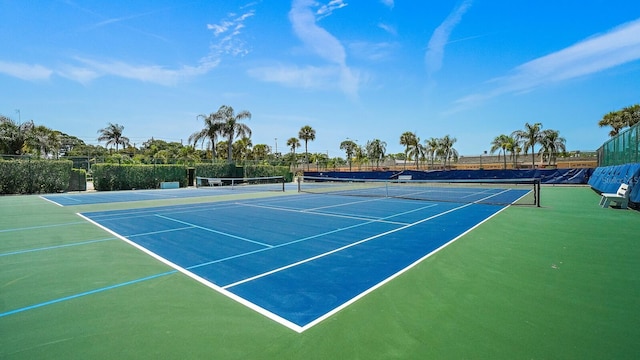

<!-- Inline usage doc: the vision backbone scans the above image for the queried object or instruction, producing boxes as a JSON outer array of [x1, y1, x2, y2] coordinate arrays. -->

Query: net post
[[297, 176, 301, 193], [281, 176, 285, 192], [536, 179, 541, 207]]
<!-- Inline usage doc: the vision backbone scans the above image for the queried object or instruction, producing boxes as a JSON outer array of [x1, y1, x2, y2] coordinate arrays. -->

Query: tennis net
[[196, 176, 286, 192], [298, 176, 540, 206]]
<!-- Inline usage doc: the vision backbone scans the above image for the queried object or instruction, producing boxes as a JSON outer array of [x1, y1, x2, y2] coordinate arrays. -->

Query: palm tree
[[212, 105, 252, 163], [490, 134, 510, 169], [252, 144, 270, 160], [504, 135, 520, 169], [512, 122, 543, 169], [28, 125, 60, 158], [189, 112, 225, 162], [424, 137, 439, 169], [287, 137, 301, 168], [354, 145, 366, 170], [598, 111, 626, 137], [340, 139, 357, 171], [438, 135, 458, 170], [232, 137, 253, 161], [598, 105, 640, 137], [0, 115, 34, 155], [408, 138, 423, 170], [366, 139, 387, 169], [539, 129, 566, 165], [298, 125, 316, 170], [399, 131, 417, 170], [97, 123, 130, 152], [622, 104, 640, 128]]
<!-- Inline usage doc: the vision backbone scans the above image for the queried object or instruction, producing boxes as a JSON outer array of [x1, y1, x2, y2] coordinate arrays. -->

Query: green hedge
[[193, 163, 292, 182], [0, 159, 72, 194], [244, 164, 293, 182], [92, 164, 187, 191], [193, 163, 241, 178]]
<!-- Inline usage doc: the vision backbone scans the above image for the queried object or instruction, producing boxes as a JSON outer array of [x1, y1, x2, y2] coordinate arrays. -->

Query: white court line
[[154, 214, 274, 248]]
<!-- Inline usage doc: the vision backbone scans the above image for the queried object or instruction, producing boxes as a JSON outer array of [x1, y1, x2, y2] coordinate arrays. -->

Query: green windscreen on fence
[[598, 121, 640, 166]]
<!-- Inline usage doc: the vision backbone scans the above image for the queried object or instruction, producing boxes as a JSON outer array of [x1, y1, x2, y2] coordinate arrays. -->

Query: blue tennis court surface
[[79, 190, 527, 332]]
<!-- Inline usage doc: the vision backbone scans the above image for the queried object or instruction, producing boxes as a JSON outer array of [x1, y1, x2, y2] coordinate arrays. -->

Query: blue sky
[[2, 0, 640, 157]]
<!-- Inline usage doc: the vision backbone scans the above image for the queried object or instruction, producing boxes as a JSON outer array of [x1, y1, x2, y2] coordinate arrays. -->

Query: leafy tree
[[512, 122, 543, 169], [340, 139, 358, 171], [298, 125, 316, 170], [97, 123, 130, 152], [366, 139, 386, 169]]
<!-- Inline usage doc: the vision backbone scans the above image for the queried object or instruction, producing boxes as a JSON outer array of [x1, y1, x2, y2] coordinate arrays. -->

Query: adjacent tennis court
[[41, 176, 290, 206], [77, 185, 528, 332]]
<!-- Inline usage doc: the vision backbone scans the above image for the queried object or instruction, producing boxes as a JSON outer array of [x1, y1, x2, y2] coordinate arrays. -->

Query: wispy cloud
[[0, 61, 53, 81], [455, 18, 640, 107], [316, 0, 348, 21], [277, 0, 360, 97], [0, 5, 256, 86], [425, 0, 473, 77], [207, 10, 256, 57], [378, 23, 397, 36], [72, 57, 216, 86]]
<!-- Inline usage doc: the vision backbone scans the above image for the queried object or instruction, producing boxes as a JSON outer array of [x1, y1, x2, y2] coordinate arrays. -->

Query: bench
[[599, 183, 630, 209], [196, 177, 223, 187], [398, 175, 412, 181], [160, 181, 180, 189]]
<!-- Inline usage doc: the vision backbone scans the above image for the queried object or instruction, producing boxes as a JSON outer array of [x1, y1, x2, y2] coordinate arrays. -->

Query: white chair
[[599, 183, 630, 209]]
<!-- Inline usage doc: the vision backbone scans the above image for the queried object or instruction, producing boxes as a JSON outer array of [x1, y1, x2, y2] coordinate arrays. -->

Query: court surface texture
[[78, 189, 527, 332]]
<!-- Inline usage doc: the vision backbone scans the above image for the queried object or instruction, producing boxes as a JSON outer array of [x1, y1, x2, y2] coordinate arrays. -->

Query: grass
[[1, 186, 639, 359]]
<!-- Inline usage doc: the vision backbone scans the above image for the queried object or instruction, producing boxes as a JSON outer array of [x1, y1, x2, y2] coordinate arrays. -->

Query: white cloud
[[455, 17, 640, 107], [0, 61, 53, 81], [380, 0, 394, 8], [248, 64, 338, 89], [56, 65, 100, 84], [378, 23, 397, 36], [206, 10, 255, 58], [316, 0, 348, 21], [288, 0, 360, 97], [425, 0, 473, 77], [72, 57, 216, 86], [349, 41, 397, 61]]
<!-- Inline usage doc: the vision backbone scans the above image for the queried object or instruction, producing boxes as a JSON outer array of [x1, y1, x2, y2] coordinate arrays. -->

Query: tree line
[[2, 102, 637, 169]]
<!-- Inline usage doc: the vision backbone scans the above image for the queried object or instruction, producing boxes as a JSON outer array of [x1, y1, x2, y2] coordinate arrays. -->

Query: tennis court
[[78, 187, 526, 332], [3, 183, 640, 359]]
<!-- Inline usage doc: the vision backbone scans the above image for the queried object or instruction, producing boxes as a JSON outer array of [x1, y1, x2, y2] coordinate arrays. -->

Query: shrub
[[92, 164, 187, 191], [0, 159, 72, 194]]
